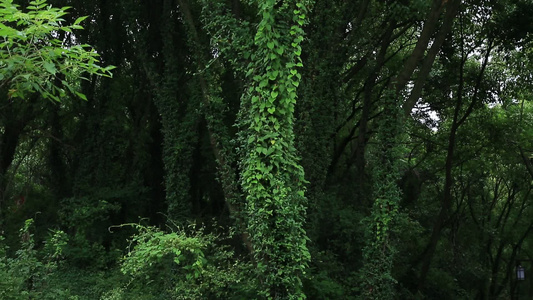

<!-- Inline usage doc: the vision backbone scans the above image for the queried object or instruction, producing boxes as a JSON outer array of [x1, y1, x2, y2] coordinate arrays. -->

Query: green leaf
[[267, 41, 275, 49], [73, 16, 88, 25], [75, 91, 87, 101], [248, 136, 255, 144], [269, 70, 278, 80], [43, 61, 57, 74]]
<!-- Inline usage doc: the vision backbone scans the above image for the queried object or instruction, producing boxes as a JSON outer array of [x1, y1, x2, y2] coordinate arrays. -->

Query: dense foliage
[[1, 0, 533, 299]]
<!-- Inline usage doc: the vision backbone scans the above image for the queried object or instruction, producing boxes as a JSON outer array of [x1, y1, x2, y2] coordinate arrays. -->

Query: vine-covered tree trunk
[[238, 0, 313, 298], [157, 0, 197, 222], [359, 89, 403, 299]]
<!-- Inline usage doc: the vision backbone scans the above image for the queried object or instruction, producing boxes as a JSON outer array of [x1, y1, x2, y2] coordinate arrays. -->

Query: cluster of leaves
[[119, 224, 256, 299], [0, 0, 114, 101], [121, 224, 207, 279]]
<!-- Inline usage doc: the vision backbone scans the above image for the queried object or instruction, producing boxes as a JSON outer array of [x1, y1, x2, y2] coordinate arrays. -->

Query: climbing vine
[[359, 89, 404, 299], [157, 0, 199, 222], [237, 0, 313, 298]]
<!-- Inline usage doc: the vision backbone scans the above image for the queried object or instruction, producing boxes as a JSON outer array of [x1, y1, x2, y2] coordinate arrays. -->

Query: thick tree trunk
[[355, 24, 394, 205], [176, 0, 252, 252]]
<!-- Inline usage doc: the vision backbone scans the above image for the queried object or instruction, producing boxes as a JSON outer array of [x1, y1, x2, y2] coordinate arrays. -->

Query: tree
[[0, 0, 114, 231]]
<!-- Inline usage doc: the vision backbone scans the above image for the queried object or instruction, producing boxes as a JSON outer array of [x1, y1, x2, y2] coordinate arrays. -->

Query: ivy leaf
[[269, 70, 278, 80], [267, 41, 275, 49]]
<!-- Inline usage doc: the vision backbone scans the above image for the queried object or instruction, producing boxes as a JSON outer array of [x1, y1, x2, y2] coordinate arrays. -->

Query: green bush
[[0, 219, 75, 299], [119, 224, 258, 299]]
